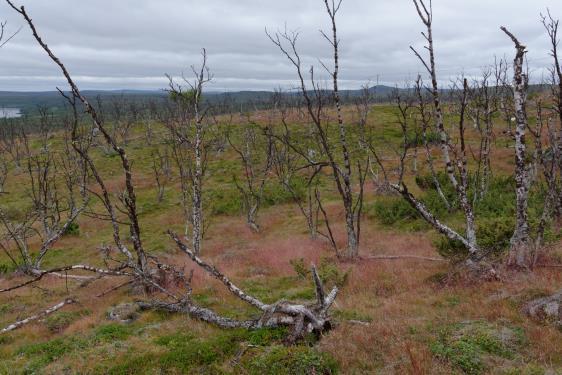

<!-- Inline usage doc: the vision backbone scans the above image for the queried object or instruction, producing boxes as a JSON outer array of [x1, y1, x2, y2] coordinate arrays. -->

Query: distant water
[[0, 108, 22, 118]]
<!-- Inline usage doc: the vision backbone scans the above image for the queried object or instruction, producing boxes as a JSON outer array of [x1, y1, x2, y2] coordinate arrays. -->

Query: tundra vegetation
[[0, 0, 561, 373]]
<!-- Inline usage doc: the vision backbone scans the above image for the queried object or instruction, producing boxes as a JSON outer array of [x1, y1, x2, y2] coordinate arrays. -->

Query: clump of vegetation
[[0, 261, 16, 275], [430, 321, 526, 374], [290, 257, 350, 288], [63, 222, 80, 236], [18, 336, 89, 373], [93, 323, 136, 342], [371, 174, 556, 259], [44, 310, 89, 333], [246, 345, 339, 375]]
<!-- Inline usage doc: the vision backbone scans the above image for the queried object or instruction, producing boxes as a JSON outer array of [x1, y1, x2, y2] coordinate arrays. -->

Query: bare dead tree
[[373, 1, 486, 264], [227, 115, 274, 232], [414, 76, 451, 209], [268, 0, 367, 259], [529, 100, 559, 250], [355, 85, 394, 194], [0, 153, 8, 193], [468, 69, 500, 201], [151, 147, 172, 203], [411, 0, 459, 190], [381, 79, 487, 267], [138, 232, 339, 344], [0, 121, 25, 170], [165, 50, 213, 255], [0, 20, 20, 48], [501, 27, 534, 268], [270, 93, 326, 242], [541, 10, 562, 219]]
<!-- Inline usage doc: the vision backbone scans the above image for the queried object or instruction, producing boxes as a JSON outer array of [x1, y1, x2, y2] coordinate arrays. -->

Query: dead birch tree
[[500, 27, 534, 268], [268, 0, 367, 259], [165, 51, 212, 255], [0, 20, 19, 49], [380, 0, 485, 263], [269, 92, 327, 243], [151, 148, 172, 203], [411, 0, 459, 191], [541, 10, 562, 220], [227, 116, 274, 232]]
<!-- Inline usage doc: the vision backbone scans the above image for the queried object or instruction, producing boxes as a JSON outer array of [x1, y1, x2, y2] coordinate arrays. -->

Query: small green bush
[[44, 310, 89, 333], [430, 321, 525, 375], [0, 261, 16, 274], [369, 197, 419, 225], [154, 331, 242, 372], [207, 187, 243, 216], [406, 130, 440, 148], [94, 324, 135, 342], [290, 257, 350, 288], [19, 336, 88, 373], [63, 222, 80, 236], [247, 345, 338, 375]]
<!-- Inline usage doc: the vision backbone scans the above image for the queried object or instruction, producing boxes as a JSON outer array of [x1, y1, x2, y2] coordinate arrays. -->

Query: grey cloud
[[0, 0, 561, 91]]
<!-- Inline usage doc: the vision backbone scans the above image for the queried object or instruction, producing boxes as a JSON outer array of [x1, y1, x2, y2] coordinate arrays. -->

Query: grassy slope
[[0, 105, 560, 374]]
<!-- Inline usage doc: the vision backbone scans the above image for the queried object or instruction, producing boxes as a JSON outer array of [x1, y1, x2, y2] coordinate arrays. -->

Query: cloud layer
[[0, 0, 561, 91]]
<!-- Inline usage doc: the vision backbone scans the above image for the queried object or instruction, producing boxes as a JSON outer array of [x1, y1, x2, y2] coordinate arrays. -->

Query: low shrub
[[430, 321, 525, 375], [247, 345, 338, 375], [63, 222, 80, 236], [44, 310, 89, 333], [290, 257, 350, 288]]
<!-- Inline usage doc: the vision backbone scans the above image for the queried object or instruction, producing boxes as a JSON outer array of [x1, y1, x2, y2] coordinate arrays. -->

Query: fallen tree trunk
[[1, 298, 75, 334], [139, 232, 340, 343]]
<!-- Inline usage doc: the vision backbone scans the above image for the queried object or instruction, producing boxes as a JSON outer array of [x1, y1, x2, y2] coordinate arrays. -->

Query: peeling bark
[[501, 27, 533, 268]]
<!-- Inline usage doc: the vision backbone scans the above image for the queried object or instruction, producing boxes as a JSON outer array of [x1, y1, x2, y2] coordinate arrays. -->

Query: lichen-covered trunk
[[502, 27, 533, 268], [344, 208, 359, 259], [192, 122, 203, 256]]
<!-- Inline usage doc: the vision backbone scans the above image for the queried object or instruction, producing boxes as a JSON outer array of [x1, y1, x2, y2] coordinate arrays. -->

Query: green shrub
[[19, 336, 88, 373], [155, 331, 242, 372], [406, 130, 440, 147], [94, 324, 135, 342], [290, 257, 350, 288], [430, 321, 525, 375], [44, 310, 89, 333], [63, 222, 80, 236], [369, 197, 419, 225], [0, 261, 16, 275], [476, 217, 514, 254], [289, 258, 309, 279], [247, 345, 338, 375], [208, 187, 243, 216], [434, 237, 468, 259]]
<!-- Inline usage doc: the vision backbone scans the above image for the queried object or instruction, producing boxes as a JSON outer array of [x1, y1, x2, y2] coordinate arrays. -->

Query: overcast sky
[[0, 0, 561, 92]]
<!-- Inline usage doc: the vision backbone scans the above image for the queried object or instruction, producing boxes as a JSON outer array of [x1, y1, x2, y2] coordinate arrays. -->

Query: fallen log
[[1, 298, 76, 334], [139, 232, 340, 343]]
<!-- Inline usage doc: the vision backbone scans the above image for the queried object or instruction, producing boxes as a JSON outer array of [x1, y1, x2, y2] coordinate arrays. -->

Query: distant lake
[[0, 108, 22, 118]]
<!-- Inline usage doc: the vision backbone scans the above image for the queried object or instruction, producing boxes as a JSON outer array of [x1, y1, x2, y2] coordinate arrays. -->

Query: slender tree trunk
[[502, 27, 533, 268], [192, 120, 203, 255]]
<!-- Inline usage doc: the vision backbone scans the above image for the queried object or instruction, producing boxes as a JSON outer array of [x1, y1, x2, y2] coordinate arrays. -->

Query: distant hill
[[0, 85, 404, 115]]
